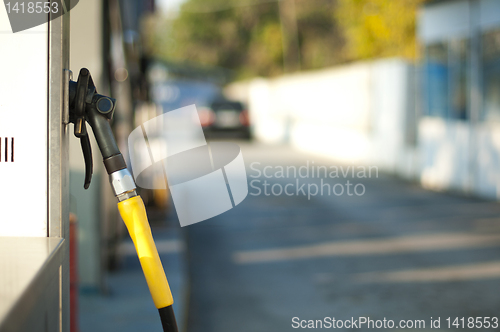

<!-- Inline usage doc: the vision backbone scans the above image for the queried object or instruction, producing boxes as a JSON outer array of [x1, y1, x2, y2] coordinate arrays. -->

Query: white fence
[[226, 58, 419, 179], [227, 57, 500, 200]]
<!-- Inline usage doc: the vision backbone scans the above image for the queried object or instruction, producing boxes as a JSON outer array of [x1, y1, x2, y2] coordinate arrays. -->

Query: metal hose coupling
[[109, 168, 137, 201]]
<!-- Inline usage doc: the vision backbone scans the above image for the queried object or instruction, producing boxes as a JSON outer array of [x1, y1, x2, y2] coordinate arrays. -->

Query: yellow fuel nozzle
[[118, 196, 174, 308], [118, 196, 178, 332], [69, 68, 178, 332]]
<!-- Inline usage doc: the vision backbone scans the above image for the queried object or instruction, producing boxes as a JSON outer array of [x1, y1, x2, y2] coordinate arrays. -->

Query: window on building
[[425, 43, 449, 118], [424, 39, 469, 121], [449, 39, 468, 120], [482, 29, 500, 122]]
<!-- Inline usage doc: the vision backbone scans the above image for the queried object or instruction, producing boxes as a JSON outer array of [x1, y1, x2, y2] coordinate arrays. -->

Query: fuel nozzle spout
[[68, 68, 136, 199], [68, 68, 178, 332]]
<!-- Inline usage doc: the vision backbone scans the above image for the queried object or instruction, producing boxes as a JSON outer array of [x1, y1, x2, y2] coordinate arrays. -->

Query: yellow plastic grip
[[117, 195, 174, 309]]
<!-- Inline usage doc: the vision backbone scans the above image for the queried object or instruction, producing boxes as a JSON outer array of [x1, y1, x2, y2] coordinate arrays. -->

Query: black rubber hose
[[158, 306, 179, 332]]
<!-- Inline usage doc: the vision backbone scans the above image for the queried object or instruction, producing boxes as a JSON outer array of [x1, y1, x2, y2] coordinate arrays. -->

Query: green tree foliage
[[336, 0, 423, 61], [143, 0, 422, 80], [295, 0, 345, 70]]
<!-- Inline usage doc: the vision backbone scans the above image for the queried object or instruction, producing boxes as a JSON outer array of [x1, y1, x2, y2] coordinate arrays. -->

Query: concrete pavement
[[77, 142, 500, 332], [186, 142, 500, 332], [79, 209, 187, 332]]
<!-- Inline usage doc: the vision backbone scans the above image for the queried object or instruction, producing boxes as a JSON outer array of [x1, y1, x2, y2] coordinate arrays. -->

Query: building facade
[[419, 0, 500, 198]]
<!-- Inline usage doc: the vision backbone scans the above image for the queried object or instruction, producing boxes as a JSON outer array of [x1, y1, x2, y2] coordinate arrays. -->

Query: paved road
[[79, 213, 187, 332], [186, 142, 500, 332]]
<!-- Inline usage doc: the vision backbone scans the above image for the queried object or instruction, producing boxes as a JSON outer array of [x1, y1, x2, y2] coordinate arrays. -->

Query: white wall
[[227, 57, 500, 201], [418, 119, 500, 200], [419, 118, 471, 192], [475, 123, 500, 198], [227, 58, 417, 175], [0, 9, 48, 236], [418, 0, 500, 43], [418, 0, 470, 43]]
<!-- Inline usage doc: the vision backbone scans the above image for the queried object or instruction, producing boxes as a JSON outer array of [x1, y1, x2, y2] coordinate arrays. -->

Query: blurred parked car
[[198, 99, 251, 139]]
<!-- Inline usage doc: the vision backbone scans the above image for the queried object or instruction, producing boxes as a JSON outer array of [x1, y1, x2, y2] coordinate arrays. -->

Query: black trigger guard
[[80, 132, 93, 189]]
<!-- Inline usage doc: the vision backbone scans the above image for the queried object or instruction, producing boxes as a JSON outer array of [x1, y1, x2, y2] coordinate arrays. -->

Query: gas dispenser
[[68, 68, 178, 332]]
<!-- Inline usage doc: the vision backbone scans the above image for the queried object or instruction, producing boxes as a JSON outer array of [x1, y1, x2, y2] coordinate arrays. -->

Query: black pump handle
[[69, 68, 127, 189]]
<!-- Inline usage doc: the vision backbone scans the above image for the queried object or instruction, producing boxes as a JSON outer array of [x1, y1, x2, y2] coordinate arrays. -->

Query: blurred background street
[[80, 141, 500, 331], [186, 142, 500, 331], [68, 0, 500, 331]]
